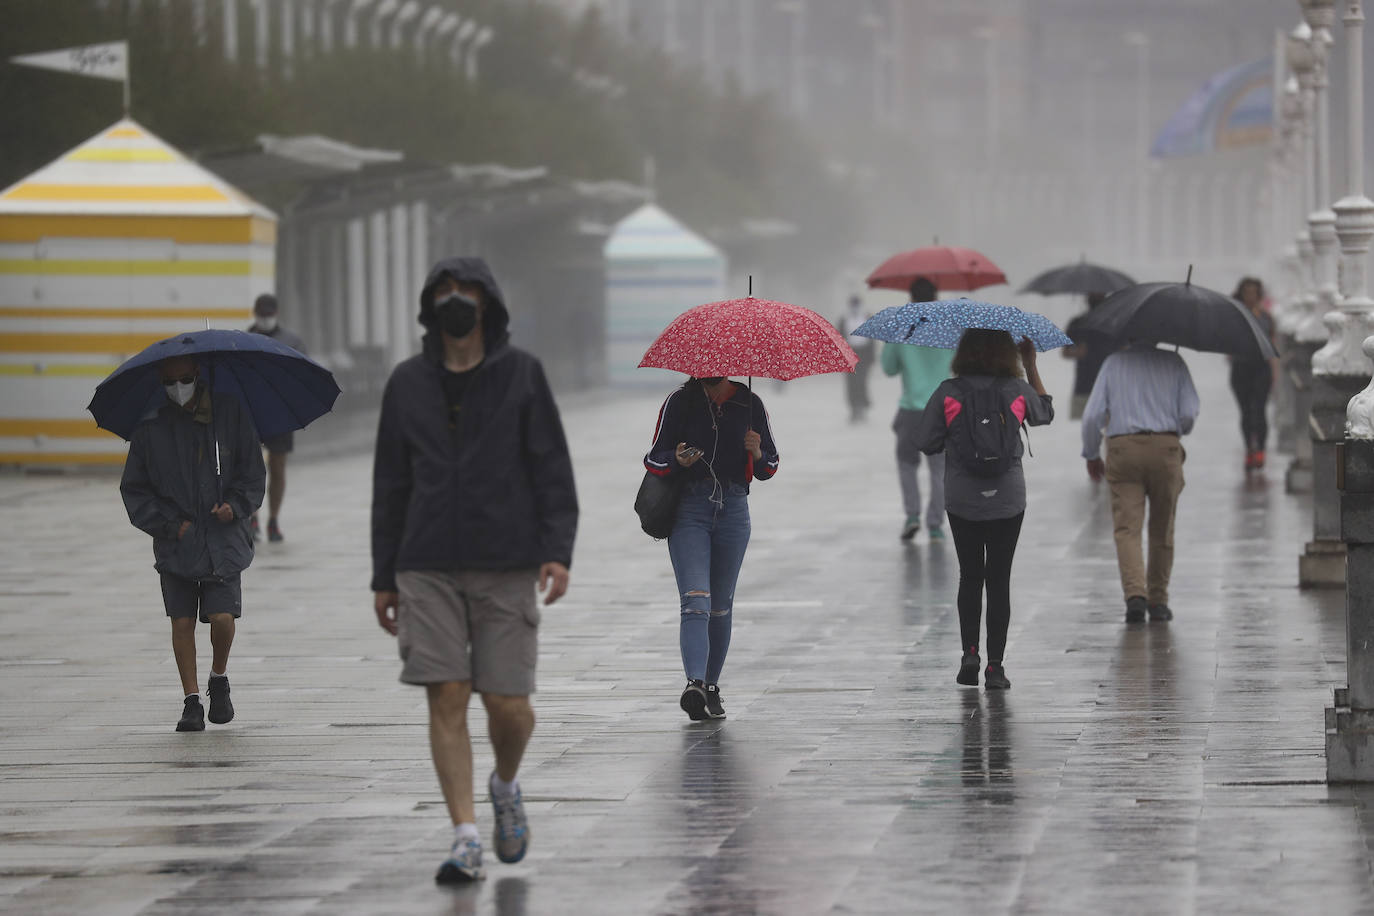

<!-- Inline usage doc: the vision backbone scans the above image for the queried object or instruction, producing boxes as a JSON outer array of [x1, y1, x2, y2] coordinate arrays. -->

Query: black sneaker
[[957, 651, 981, 686], [900, 516, 920, 541], [1148, 603, 1173, 622], [984, 664, 1011, 690], [207, 674, 234, 724], [267, 519, 284, 543], [1125, 595, 1148, 623], [176, 696, 205, 732], [680, 680, 708, 721], [704, 684, 726, 719]]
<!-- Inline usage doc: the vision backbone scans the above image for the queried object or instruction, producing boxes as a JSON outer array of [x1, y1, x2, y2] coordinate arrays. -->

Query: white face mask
[[255, 315, 278, 332], [164, 380, 197, 406]]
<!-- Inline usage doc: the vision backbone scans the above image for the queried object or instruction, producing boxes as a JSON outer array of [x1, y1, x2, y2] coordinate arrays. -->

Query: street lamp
[[413, 6, 444, 58], [775, 0, 808, 116], [1301, 0, 1339, 345], [369, 0, 400, 48], [1125, 31, 1150, 263], [389, 0, 421, 49], [345, 0, 376, 49], [859, 10, 889, 124], [466, 26, 494, 82], [450, 19, 476, 69]]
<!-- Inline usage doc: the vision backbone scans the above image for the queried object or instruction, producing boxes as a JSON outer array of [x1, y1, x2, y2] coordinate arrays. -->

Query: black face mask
[[435, 292, 479, 339]]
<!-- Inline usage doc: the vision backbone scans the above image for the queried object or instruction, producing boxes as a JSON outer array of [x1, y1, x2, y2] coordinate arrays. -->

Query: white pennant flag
[[11, 41, 128, 83]]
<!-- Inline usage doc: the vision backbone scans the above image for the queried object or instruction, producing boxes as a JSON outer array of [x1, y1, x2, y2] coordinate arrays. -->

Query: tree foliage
[[0, 0, 858, 288]]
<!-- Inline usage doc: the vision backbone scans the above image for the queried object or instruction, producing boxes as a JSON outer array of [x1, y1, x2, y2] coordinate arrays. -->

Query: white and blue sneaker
[[489, 771, 530, 864], [435, 835, 485, 884]]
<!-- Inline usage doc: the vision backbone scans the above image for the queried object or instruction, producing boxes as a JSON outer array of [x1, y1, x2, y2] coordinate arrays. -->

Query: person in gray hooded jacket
[[120, 354, 265, 733], [371, 256, 577, 885]]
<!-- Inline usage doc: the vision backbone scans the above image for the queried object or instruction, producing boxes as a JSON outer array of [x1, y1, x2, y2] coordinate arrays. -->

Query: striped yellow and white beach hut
[[0, 118, 276, 466]]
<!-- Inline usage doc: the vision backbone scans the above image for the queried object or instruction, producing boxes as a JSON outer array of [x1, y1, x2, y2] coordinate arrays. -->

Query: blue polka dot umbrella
[[851, 299, 1074, 352]]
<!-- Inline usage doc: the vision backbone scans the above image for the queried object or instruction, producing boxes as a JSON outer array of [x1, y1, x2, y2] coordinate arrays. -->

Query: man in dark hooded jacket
[[370, 257, 577, 884], [120, 354, 265, 732]]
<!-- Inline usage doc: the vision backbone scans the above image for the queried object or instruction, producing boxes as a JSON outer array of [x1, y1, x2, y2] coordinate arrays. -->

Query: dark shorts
[[263, 432, 294, 454], [160, 573, 242, 623]]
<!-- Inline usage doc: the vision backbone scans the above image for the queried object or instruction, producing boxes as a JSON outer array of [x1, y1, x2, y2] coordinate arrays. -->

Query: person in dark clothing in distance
[[120, 354, 265, 732], [1228, 277, 1278, 472], [839, 294, 874, 422], [1063, 293, 1111, 421], [644, 375, 779, 721], [248, 293, 307, 542], [370, 256, 577, 885]]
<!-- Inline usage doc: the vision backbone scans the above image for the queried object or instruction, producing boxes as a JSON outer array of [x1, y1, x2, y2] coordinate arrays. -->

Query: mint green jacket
[[881, 342, 952, 412]]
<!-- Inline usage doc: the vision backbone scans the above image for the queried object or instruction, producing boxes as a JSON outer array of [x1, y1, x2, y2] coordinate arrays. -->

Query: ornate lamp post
[[1325, 0, 1374, 781], [1284, 21, 1319, 494], [1299, 0, 1353, 589]]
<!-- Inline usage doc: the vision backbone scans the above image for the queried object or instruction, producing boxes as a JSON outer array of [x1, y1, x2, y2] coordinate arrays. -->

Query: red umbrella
[[866, 245, 1007, 293], [638, 297, 858, 381]]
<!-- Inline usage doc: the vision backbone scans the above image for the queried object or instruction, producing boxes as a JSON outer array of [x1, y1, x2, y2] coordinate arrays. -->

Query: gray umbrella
[[1070, 269, 1277, 360], [1020, 261, 1136, 296]]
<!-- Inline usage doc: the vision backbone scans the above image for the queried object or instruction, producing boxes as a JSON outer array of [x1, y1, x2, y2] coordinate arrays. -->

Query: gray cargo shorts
[[395, 568, 541, 695]]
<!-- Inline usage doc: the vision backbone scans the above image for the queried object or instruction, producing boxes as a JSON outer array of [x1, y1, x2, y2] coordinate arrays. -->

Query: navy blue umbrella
[[852, 299, 1074, 352], [88, 329, 340, 442]]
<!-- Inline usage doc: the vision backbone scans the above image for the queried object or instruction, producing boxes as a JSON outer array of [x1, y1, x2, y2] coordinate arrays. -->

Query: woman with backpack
[[643, 377, 780, 720], [914, 329, 1054, 689]]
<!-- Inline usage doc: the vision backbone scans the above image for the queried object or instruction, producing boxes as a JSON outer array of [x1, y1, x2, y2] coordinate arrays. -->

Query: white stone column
[[1316, 0, 1374, 381], [1299, 1, 1339, 345], [389, 204, 412, 369]]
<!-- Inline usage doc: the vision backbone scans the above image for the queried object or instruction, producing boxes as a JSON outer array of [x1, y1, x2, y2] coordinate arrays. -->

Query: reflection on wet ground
[[1, 361, 1372, 914]]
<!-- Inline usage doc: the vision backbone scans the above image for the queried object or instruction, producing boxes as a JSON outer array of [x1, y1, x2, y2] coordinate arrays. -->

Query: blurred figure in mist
[[1062, 293, 1111, 421], [882, 276, 952, 541], [1228, 277, 1277, 472], [247, 293, 307, 542], [838, 294, 874, 422]]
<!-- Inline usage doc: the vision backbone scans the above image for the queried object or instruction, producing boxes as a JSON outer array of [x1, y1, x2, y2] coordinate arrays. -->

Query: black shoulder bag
[[635, 470, 683, 539]]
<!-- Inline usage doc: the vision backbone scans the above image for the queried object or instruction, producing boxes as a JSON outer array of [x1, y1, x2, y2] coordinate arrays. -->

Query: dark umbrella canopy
[[1021, 262, 1135, 296], [88, 329, 340, 441], [1071, 280, 1278, 360]]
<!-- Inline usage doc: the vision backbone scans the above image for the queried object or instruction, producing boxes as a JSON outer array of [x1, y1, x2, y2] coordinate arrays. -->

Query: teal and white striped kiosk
[[604, 203, 726, 387]]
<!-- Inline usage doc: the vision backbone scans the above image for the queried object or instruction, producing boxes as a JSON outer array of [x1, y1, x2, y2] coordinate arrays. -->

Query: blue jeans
[[668, 479, 751, 683]]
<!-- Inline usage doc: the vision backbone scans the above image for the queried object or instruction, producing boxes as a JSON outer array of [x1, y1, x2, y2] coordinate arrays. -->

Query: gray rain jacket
[[120, 389, 266, 580]]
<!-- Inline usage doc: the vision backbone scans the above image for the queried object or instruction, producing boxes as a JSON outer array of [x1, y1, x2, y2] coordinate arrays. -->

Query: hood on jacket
[[418, 256, 511, 353]]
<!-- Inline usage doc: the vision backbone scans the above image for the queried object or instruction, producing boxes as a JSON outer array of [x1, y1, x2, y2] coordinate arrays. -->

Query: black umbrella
[[1071, 268, 1277, 360], [1020, 261, 1135, 296]]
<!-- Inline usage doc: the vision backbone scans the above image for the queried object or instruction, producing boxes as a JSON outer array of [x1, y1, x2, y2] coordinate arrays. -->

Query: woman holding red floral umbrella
[[638, 295, 854, 721]]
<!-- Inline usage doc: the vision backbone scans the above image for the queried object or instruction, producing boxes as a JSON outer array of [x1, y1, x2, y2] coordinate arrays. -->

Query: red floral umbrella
[[638, 297, 858, 381], [866, 245, 1008, 293]]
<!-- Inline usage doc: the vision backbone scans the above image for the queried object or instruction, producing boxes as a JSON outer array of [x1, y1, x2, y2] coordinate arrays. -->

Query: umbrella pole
[[210, 359, 222, 504]]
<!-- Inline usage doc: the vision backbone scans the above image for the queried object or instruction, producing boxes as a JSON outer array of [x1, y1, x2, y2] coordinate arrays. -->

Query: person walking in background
[[1081, 341, 1199, 624], [914, 330, 1053, 690], [883, 277, 952, 541], [370, 257, 577, 884], [839, 294, 874, 422], [1063, 293, 1112, 421], [120, 355, 265, 732], [644, 375, 779, 722], [248, 294, 307, 543], [1228, 277, 1278, 472]]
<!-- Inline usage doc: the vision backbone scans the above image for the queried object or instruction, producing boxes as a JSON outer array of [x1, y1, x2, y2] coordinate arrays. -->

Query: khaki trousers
[[1105, 434, 1185, 605]]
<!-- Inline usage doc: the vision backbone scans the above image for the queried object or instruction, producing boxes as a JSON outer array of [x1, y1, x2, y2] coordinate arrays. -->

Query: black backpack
[[945, 379, 1023, 478]]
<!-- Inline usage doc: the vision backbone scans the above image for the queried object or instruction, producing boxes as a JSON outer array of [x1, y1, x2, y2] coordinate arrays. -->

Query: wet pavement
[[0, 352, 1370, 915]]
